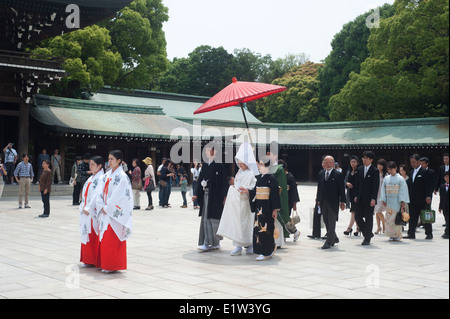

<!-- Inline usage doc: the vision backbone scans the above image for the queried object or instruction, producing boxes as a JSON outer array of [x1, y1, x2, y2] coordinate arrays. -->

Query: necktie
[[325, 171, 330, 181]]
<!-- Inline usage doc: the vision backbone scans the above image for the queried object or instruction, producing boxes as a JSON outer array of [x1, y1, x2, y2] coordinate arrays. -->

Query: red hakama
[[80, 223, 100, 266], [97, 225, 127, 271]]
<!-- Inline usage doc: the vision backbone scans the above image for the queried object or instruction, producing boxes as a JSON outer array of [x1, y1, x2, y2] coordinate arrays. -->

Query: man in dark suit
[[316, 156, 346, 249], [434, 153, 449, 195], [420, 157, 436, 203], [438, 171, 449, 239], [406, 154, 434, 240], [354, 151, 380, 246]]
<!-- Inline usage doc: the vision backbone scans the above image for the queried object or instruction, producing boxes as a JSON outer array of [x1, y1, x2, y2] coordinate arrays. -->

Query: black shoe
[[307, 235, 320, 239], [404, 235, 416, 239], [38, 214, 49, 218], [425, 235, 433, 240], [361, 238, 371, 246], [442, 234, 449, 239], [322, 242, 331, 249], [344, 228, 353, 236]]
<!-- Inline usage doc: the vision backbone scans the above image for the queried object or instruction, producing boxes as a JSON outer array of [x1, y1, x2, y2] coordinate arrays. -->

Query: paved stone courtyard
[[0, 184, 448, 299]]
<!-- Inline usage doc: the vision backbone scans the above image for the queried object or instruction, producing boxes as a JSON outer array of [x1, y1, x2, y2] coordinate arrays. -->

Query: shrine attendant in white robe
[[380, 161, 410, 241], [96, 150, 133, 272], [217, 143, 258, 256], [79, 156, 104, 267]]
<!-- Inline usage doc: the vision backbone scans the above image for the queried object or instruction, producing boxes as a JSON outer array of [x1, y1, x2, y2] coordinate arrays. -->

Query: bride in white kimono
[[217, 143, 258, 256], [96, 150, 133, 272]]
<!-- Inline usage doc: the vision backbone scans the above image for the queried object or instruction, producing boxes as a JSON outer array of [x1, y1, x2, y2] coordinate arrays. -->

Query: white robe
[[96, 165, 133, 242], [79, 170, 104, 244], [217, 169, 257, 247], [217, 143, 258, 247]]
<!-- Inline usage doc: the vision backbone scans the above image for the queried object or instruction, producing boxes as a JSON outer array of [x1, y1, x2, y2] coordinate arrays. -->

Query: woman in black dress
[[247, 156, 281, 261], [344, 155, 361, 236]]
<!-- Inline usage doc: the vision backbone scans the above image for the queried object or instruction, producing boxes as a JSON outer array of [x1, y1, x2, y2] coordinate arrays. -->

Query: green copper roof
[[31, 93, 449, 147]]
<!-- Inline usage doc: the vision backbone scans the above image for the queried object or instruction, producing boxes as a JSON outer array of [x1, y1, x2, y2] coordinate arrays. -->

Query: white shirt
[[412, 167, 421, 182], [364, 165, 370, 177]]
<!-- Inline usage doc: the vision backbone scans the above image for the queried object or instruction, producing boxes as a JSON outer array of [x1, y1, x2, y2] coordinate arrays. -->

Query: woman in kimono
[[380, 161, 410, 241], [249, 156, 281, 261], [96, 150, 133, 272], [217, 143, 258, 256], [79, 156, 104, 267], [375, 159, 388, 234]]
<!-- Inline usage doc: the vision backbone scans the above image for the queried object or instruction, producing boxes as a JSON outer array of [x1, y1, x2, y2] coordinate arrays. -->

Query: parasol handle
[[240, 103, 253, 144]]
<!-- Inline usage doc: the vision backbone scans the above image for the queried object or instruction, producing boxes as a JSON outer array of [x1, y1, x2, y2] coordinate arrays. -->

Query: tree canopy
[[30, 0, 169, 97], [328, 0, 449, 121]]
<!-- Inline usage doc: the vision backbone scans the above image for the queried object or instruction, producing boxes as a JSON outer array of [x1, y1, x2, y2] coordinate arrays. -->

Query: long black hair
[[90, 156, 104, 168], [109, 150, 123, 164]]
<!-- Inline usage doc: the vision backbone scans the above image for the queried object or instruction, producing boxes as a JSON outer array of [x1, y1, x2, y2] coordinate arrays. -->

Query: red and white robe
[[79, 170, 104, 266], [96, 165, 133, 271]]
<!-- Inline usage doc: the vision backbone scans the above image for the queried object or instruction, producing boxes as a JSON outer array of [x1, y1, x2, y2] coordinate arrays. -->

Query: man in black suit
[[316, 156, 346, 249], [406, 154, 434, 240], [420, 157, 436, 203], [438, 171, 449, 239], [434, 153, 449, 195], [354, 151, 380, 246]]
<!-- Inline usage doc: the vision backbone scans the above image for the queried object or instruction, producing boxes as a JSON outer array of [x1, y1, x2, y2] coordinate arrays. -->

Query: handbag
[[290, 209, 301, 225], [420, 205, 436, 224], [395, 209, 408, 226], [285, 209, 301, 234], [144, 176, 156, 192], [132, 180, 142, 190]]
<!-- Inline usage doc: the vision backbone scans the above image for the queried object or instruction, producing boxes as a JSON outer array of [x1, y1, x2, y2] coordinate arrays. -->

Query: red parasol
[[194, 77, 287, 130]]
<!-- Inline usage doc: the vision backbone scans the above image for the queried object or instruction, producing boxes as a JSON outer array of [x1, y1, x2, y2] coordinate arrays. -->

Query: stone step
[[1, 183, 74, 198]]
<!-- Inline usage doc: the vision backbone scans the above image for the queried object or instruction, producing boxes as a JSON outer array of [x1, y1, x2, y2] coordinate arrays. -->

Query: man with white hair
[[316, 155, 346, 249]]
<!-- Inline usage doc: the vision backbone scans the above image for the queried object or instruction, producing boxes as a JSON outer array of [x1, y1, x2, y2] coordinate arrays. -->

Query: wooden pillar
[[18, 100, 28, 155]]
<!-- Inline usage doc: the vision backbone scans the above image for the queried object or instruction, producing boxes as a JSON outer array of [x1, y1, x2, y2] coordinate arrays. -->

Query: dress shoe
[[307, 235, 320, 239], [38, 214, 49, 218], [425, 235, 433, 240], [404, 235, 416, 239], [361, 239, 371, 246], [322, 242, 331, 249], [442, 234, 449, 239]]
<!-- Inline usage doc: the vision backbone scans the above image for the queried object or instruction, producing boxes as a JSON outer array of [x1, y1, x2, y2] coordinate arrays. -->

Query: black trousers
[[444, 209, 449, 236], [41, 191, 50, 215], [355, 202, 374, 240], [311, 203, 322, 238], [409, 202, 433, 237], [321, 201, 339, 245], [73, 181, 82, 205], [146, 191, 153, 206]]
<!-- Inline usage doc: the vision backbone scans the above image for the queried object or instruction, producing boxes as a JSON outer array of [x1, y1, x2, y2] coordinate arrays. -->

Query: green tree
[[105, 0, 169, 89], [30, 0, 169, 96], [318, 3, 395, 119], [256, 62, 325, 123], [329, 0, 449, 121], [31, 25, 122, 97]]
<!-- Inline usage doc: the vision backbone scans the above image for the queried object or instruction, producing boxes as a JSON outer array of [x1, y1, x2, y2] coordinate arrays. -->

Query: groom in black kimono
[[193, 145, 228, 252]]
